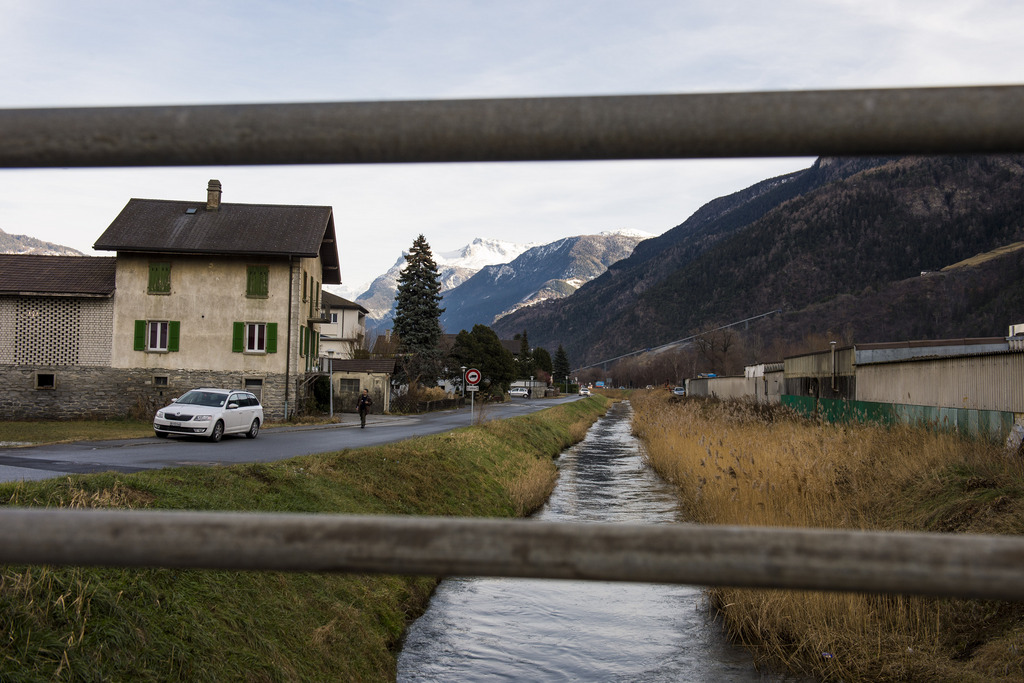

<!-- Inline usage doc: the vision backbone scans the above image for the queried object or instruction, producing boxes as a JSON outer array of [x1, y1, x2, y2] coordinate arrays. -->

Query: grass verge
[[630, 391, 1024, 682], [0, 419, 155, 445], [0, 396, 609, 682]]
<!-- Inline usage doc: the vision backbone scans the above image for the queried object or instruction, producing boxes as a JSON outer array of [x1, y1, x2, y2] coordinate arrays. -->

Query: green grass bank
[[0, 396, 609, 682]]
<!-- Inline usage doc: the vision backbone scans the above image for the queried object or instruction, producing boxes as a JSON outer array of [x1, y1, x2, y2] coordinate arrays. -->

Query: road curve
[[0, 396, 585, 483]]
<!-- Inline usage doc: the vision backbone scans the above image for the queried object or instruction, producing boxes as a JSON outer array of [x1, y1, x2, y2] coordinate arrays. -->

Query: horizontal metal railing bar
[[2, 85, 1024, 168], [2, 507, 1023, 600]]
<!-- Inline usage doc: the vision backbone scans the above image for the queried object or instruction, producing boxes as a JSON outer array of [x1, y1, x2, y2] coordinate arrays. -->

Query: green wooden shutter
[[266, 323, 278, 353], [232, 322, 244, 352], [134, 320, 146, 350], [246, 266, 269, 297], [168, 321, 180, 352], [148, 262, 170, 293]]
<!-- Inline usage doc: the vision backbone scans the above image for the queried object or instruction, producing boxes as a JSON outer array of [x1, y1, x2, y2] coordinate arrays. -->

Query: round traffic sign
[[465, 368, 481, 385]]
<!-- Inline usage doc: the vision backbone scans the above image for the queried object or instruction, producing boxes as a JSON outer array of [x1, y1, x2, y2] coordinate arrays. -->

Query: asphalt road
[[0, 396, 584, 483]]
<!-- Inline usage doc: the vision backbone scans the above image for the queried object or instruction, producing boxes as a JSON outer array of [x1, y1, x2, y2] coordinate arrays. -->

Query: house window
[[232, 322, 277, 353], [153, 375, 169, 387], [134, 320, 179, 352], [148, 262, 171, 294], [246, 323, 267, 352], [331, 312, 338, 324], [149, 321, 169, 351], [35, 373, 55, 390], [246, 265, 269, 298], [244, 378, 264, 402], [338, 379, 360, 394], [302, 272, 308, 302]]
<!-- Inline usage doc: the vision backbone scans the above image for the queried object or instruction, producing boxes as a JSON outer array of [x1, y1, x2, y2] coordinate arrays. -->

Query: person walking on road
[[357, 389, 373, 428]]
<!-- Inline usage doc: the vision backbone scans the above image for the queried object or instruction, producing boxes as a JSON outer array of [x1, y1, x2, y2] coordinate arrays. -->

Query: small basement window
[[153, 376, 169, 387], [244, 378, 264, 402], [35, 373, 55, 390]]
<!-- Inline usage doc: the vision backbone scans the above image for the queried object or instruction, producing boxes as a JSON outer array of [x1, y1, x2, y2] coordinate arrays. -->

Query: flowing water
[[397, 401, 787, 681]]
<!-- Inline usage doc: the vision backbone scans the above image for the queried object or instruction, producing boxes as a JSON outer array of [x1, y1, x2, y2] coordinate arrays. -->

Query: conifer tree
[[451, 324, 516, 395], [517, 330, 535, 379], [393, 234, 445, 391], [553, 344, 571, 382]]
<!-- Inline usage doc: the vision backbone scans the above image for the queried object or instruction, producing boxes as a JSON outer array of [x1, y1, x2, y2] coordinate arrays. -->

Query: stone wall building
[[0, 180, 342, 421]]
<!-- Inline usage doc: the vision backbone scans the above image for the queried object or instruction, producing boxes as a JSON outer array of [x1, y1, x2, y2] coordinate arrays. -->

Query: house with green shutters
[[0, 180, 340, 420]]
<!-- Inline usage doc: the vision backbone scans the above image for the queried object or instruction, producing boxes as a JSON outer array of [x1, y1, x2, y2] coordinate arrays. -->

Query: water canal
[[397, 400, 790, 681]]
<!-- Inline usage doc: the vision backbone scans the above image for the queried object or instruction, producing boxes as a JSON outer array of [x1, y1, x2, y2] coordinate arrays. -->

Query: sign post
[[465, 368, 481, 422]]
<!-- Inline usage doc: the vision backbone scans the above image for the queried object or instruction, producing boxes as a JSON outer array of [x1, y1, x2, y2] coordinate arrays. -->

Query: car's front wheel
[[209, 420, 224, 443], [245, 418, 260, 439]]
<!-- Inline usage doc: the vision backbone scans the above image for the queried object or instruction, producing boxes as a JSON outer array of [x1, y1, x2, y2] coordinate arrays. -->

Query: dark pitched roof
[[330, 359, 396, 373], [322, 290, 368, 314], [93, 197, 341, 284], [0, 255, 116, 296]]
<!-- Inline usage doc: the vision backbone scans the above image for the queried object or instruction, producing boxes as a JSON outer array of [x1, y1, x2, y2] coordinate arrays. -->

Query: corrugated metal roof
[[93, 197, 341, 284], [330, 359, 396, 373], [0, 254, 116, 295]]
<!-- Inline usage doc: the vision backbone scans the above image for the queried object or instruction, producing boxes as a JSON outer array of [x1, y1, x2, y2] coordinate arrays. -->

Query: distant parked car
[[509, 387, 530, 398], [672, 386, 686, 396], [154, 388, 263, 442], [579, 387, 591, 396]]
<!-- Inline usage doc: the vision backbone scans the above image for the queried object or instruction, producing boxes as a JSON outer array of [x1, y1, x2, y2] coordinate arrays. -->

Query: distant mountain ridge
[[494, 155, 1024, 368], [440, 231, 648, 334], [353, 238, 537, 333], [0, 229, 83, 256], [353, 231, 649, 335]]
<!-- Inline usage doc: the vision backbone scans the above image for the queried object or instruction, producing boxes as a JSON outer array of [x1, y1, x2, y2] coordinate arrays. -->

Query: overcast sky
[[3, 1, 1024, 297]]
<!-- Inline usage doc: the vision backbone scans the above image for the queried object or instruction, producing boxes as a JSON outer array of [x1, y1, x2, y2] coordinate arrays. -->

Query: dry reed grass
[[630, 391, 1024, 682]]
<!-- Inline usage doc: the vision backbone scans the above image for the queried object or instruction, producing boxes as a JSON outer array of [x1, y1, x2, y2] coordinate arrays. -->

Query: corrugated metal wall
[[706, 376, 755, 400], [685, 377, 708, 397], [856, 353, 1024, 413], [784, 347, 855, 377]]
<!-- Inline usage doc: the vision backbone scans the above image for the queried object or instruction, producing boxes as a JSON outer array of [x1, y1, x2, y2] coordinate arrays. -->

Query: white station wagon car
[[509, 387, 530, 398], [154, 388, 264, 442]]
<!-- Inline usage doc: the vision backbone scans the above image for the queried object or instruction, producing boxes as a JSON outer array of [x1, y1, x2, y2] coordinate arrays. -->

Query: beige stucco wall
[[321, 305, 365, 359], [332, 370, 390, 412], [111, 253, 322, 375]]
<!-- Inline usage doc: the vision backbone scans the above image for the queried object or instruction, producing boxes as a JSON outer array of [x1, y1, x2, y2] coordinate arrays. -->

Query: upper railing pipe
[[2, 507, 1024, 600], [2, 85, 1024, 168]]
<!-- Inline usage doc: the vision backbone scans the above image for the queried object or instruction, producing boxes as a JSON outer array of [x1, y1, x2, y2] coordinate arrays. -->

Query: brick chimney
[[206, 179, 222, 211]]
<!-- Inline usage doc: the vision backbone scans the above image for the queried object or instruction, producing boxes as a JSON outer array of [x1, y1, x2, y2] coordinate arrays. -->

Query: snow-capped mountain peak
[[437, 237, 538, 271], [350, 238, 538, 325]]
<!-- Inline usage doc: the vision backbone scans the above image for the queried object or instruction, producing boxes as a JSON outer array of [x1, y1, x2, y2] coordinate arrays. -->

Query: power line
[[573, 309, 782, 373]]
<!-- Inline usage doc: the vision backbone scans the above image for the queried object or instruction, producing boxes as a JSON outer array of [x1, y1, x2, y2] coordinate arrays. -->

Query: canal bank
[[397, 400, 783, 681], [0, 397, 610, 681], [630, 390, 1024, 682]]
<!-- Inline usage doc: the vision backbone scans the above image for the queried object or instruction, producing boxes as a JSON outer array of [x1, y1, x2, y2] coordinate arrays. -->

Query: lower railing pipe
[[1, 508, 1022, 600]]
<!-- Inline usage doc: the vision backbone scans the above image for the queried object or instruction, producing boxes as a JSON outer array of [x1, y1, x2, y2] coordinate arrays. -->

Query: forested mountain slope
[[495, 155, 1024, 367]]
